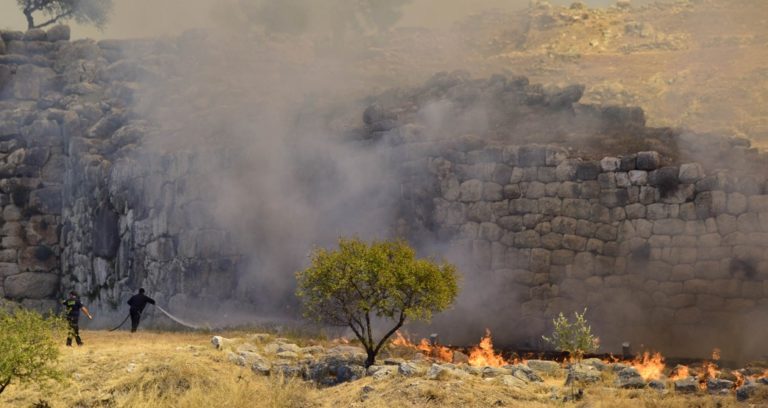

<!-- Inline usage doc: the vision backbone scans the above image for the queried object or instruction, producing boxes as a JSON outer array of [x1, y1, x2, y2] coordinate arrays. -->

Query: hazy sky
[[0, 0, 628, 39]]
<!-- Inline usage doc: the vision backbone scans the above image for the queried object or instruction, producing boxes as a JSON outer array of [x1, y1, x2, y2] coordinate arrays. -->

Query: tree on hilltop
[[296, 237, 459, 367], [16, 0, 113, 30]]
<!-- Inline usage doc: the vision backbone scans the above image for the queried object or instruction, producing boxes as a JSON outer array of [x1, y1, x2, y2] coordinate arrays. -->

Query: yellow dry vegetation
[[1, 330, 763, 408]]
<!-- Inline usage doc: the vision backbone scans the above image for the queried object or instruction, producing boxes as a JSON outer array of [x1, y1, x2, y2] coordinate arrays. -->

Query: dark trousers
[[66, 316, 82, 346], [130, 309, 142, 332]]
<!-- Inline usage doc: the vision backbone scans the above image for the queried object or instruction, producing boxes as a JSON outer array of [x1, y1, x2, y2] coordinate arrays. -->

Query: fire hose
[[108, 305, 206, 331]]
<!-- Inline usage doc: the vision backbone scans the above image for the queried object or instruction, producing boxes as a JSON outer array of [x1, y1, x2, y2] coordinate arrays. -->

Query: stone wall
[[2, 27, 768, 351], [0, 27, 244, 323]]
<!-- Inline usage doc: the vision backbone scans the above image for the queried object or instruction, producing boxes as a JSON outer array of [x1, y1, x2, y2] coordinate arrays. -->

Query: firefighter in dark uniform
[[127, 288, 155, 333], [62, 291, 93, 346]]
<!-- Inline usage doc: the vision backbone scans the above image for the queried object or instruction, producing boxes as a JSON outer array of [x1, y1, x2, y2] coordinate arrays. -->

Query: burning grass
[[3, 330, 768, 407]]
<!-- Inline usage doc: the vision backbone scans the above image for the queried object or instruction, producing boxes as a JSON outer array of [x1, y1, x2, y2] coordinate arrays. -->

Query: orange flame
[[669, 365, 690, 381], [698, 361, 721, 390], [733, 371, 745, 389], [630, 351, 665, 381], [391, 331, 453, 363], [712, 348, 721, 361], [468, 329, 507, 367]]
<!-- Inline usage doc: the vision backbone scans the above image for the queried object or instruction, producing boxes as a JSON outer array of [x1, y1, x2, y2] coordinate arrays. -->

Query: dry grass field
[[2, 330, 764, 408]]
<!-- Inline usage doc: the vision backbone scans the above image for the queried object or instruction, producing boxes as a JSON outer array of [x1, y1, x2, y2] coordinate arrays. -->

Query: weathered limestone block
[[555, 160, 576, 181], [483, 182, 503, 201], [636, 151, 660, 170], [694, 261, 729, 279], [580, 181, 600, 198], [575, 162, 600, 181], [498, 216, 523, 232], [524, 181, 546, 198], [562, 234, 587, 251], [503, 184, 521, 199], [517, 145, 547, 167], [544, 182, 560, 197], [562, 199, 590, 219], [550, 217, 576, 235], [491, 164, 513, 185], [600, 189, 629, 208], [467, 201, 493, 222], [545, 146, 568, 166], [4, 272, 58, 299], [652, 219, 685, 235], [502, 146, 518, 165], [678, 163, 704, 183], [2, 65, 56, 100], [600, 157, 620, 172], [726, 193, 748, 215], [538, 197, 561, 215], [595, 224, 618, 241], [716, 214, 736, 235], [662, 184, 695, 204], [598, 172, 616, 189], [510, 198, 538, 215], [748, 195, 768, 212], [695, 191, 727, 218], [440, 176, 460, 201], [670, 265, 694, 281], [628, 170, 647, 186], [479, 222, 502, 241], [639, 186, 658, 204], [530, 249, 551, 273], [540, 233, 562, 250], [538, 167, 556, 183], [737, 213, 760, 233], [575, 220, 595, 237], [515, 230, 540, 248], [615, 172, 631, 188], [626, 203, 646, 219], [491, 200, 509, 218], [459, 180, 483, 202]]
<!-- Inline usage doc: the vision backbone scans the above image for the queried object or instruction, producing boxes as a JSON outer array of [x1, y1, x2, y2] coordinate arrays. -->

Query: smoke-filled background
[[3, 0, 768, 362]]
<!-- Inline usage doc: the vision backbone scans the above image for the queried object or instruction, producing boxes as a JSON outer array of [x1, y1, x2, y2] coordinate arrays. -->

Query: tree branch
[[0, 377, 11, 395], [373, 311, 406, 355], [33, 10, 73, 29]]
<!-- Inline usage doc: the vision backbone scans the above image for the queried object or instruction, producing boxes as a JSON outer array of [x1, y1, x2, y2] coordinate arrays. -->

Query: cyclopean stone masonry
[[1, 26, 768, 350]]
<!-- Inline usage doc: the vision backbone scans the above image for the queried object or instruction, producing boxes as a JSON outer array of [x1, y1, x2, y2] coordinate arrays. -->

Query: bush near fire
[[296, 237, 459, 367]]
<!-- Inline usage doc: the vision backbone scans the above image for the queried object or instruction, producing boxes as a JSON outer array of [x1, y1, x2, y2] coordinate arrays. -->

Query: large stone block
[[483, 182, 503, 201], [551, 216, 577, 234], [459, 180, 483, 202], [600, 189, 629, 208], [695, 191, 727, 218], [518, 145, 547, 167], [467, 202, 493, 222], [562, 199, 590, 219], [515, 230, 541, 248], [636, 151, 660, 170], [524, 181, 546, 198], [4, 272, 58, 299], [46, 25, 70, 41], [678, 163, 704, 183], [575, 162, 600, 181]]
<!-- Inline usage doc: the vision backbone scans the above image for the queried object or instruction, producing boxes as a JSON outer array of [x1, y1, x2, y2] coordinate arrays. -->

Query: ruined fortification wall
[[2, 27, 768, 351], [0, 27, 243, 323]]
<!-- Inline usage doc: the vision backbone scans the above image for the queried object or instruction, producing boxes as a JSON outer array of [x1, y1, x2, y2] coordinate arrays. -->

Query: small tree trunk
[[365, 349, 377, 368], [24, 10, 35, 30]]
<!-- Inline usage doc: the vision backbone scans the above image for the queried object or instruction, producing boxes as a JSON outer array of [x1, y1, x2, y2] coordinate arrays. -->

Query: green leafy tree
[[0, 304, 67, 395], [296, 237, 459, 367], [16, 0, 113, 30], [542, 308, 599, 361]]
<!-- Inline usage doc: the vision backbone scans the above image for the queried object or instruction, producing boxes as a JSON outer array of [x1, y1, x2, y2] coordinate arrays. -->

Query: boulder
[[564, 364, 602, 385], [615, 367, 645, 389], [706, 378, 734, 394], [23, 29, 47, 41], [673, 377, 698, 393], [398, 362, 423, 377], [526, 359, 561, 375]]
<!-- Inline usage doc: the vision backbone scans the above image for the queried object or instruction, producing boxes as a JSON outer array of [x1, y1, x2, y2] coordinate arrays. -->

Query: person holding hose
[[62, 291, 93, 346], [127, 288, 155, 332]]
